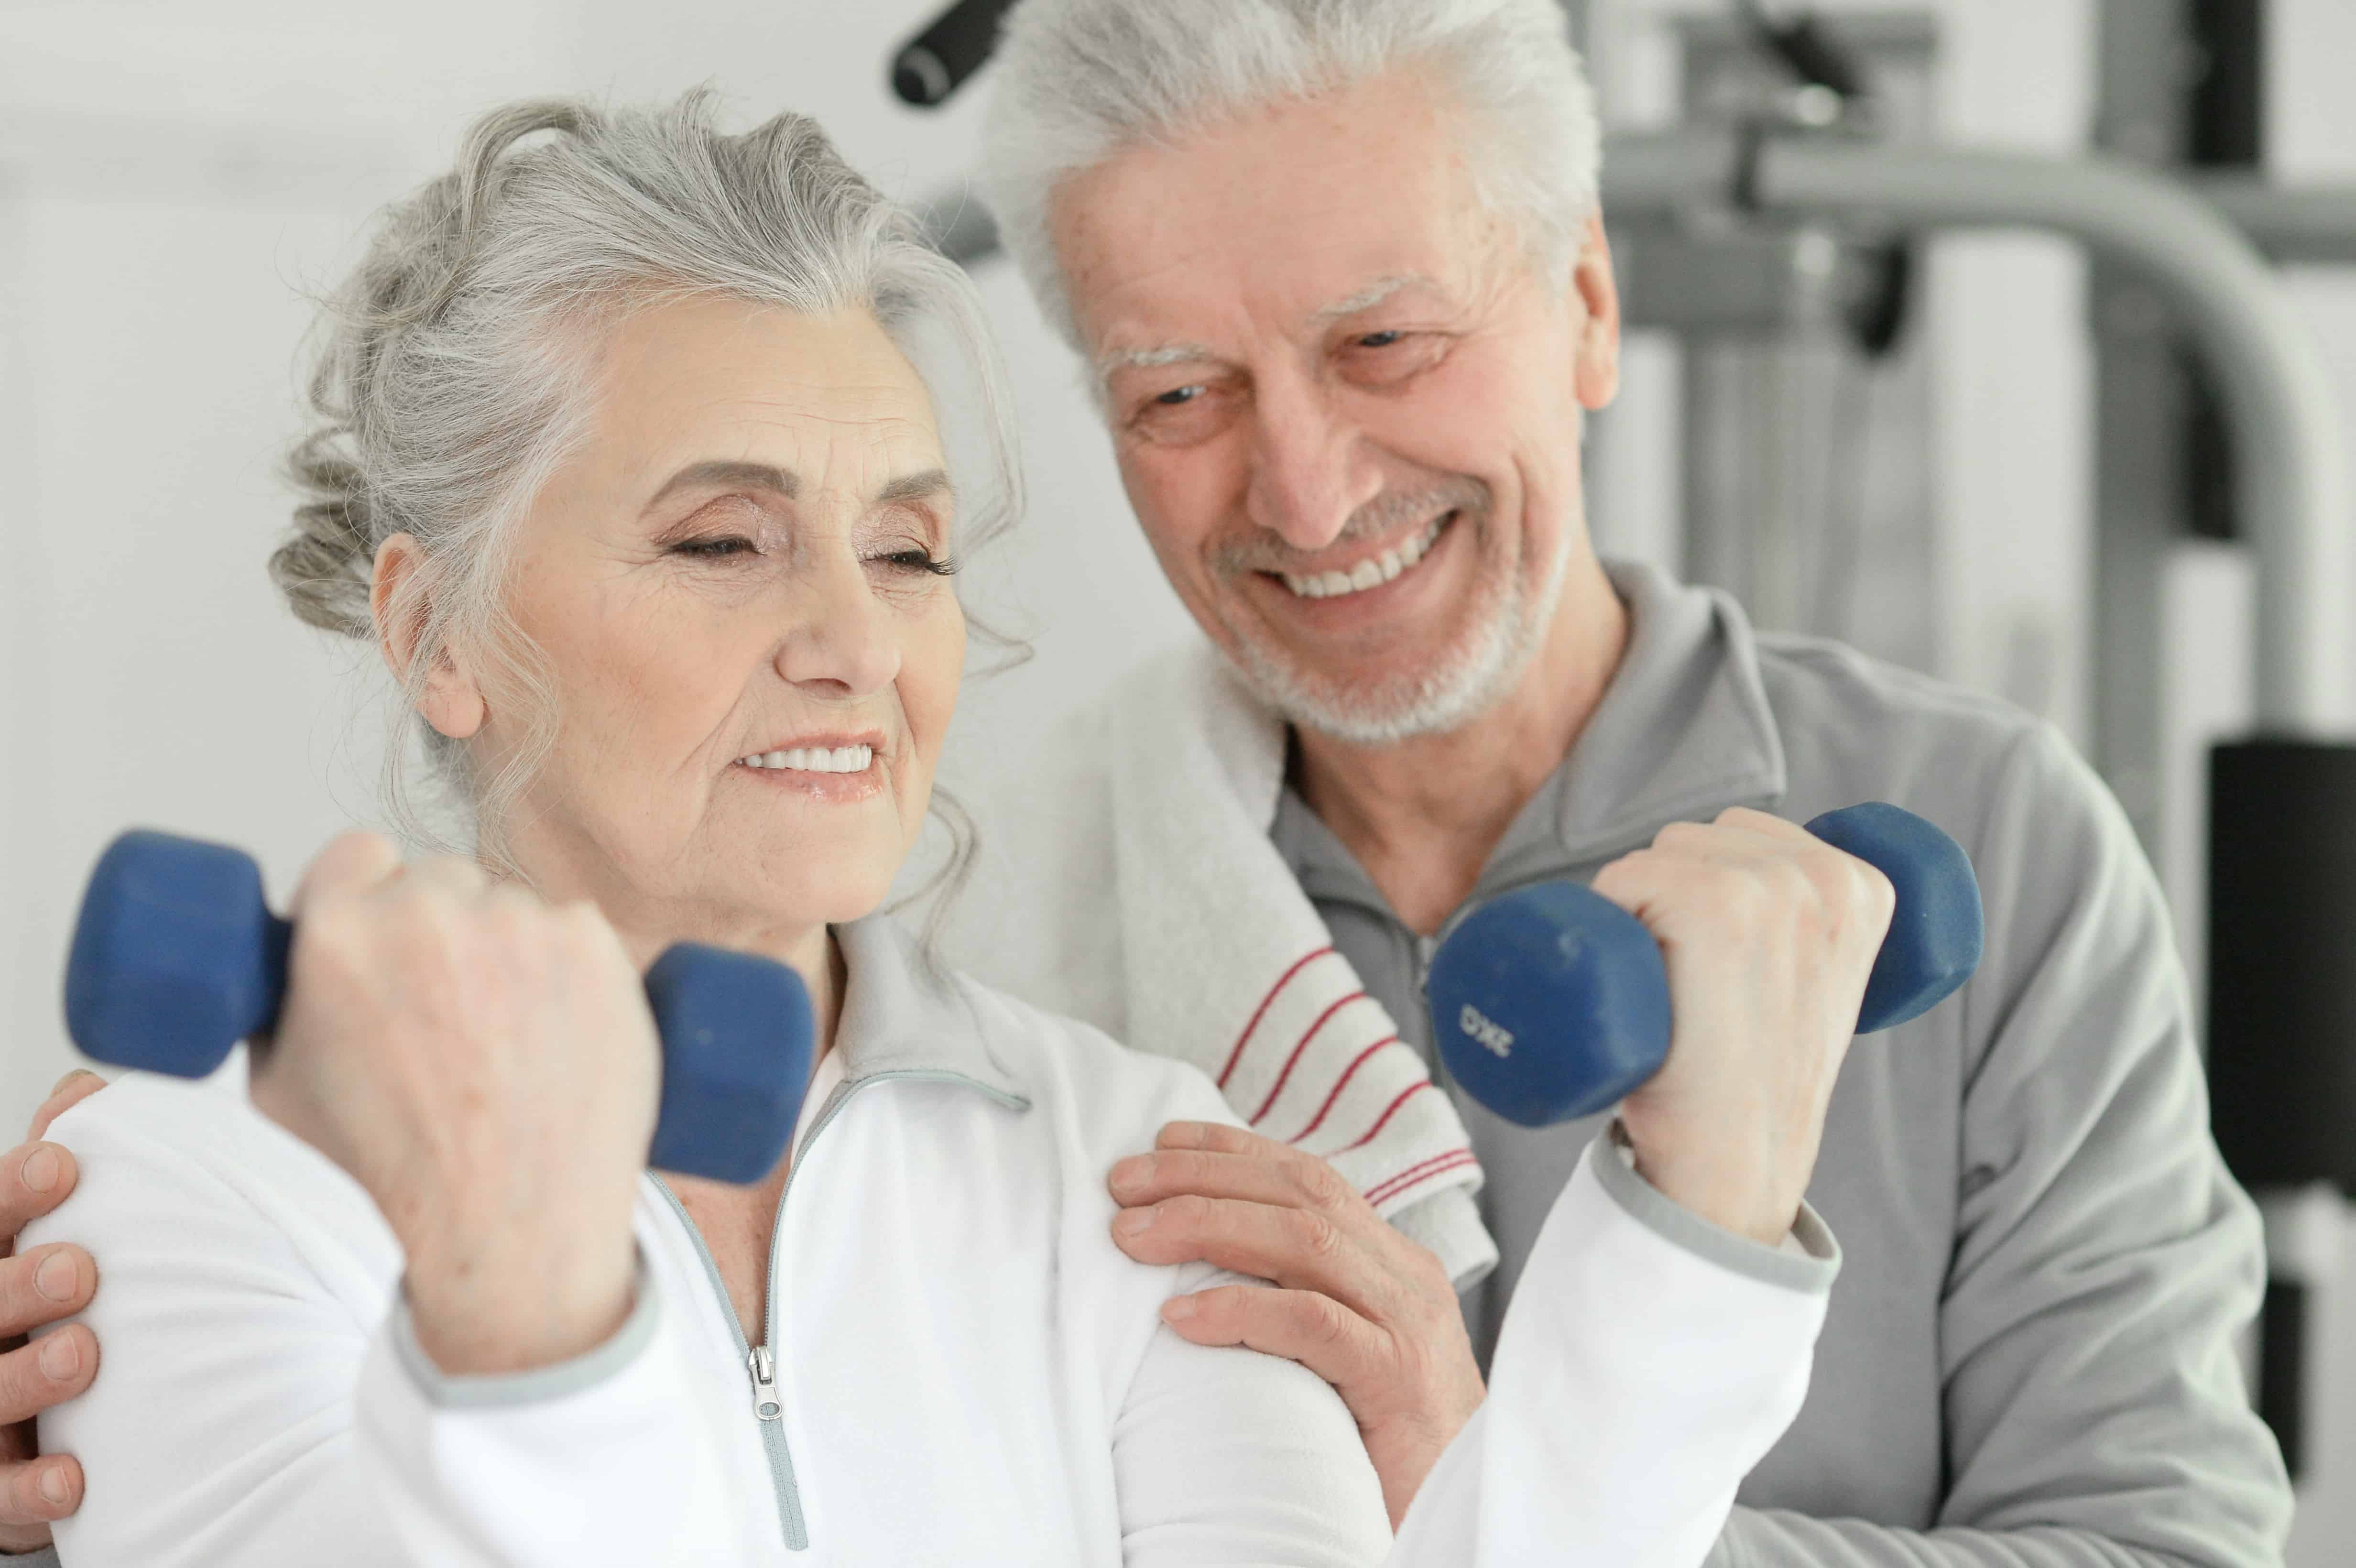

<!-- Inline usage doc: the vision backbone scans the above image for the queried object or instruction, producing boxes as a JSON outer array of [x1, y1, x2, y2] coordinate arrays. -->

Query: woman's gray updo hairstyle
[[271, 90, 1022, 874]]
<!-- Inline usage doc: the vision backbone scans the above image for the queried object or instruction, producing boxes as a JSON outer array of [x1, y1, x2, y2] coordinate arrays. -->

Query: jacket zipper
[[652, 1067, 1029, 1555], [649, 1178, 810, 1550]]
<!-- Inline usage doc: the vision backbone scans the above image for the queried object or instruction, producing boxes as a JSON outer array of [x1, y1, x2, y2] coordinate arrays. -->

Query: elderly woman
[[19, 94, 1827, 1567]]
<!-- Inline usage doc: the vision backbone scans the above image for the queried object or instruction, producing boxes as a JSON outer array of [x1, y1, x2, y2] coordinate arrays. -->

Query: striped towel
[[1103, 643, 1498, 1287]]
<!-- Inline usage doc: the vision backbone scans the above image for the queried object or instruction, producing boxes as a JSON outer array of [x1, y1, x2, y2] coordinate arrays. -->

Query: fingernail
[[39, 1334, 78, 1381], [1113, 1207, 1156, 1239], [1162, 1295, 1198, 1322], [34, 1250, 76, 1303], [20, 1146, 58, 1194], [39, 1466, 69, 1507], [1107, 1155, 1151, 1197]]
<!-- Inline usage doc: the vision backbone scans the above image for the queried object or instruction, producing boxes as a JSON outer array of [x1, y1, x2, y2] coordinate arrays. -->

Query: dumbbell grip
[[66, 830, 810, 1184], [1427, 803, 1982, 1130]]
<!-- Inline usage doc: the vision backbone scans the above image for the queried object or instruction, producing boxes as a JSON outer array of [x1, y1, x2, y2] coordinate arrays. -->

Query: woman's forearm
[[1388, 1139, 1832, 1568]]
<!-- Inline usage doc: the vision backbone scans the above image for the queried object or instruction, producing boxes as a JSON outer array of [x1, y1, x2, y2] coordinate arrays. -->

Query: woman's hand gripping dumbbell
[[1428, 804, 1982, 1242], [65, 829, 814, 1369], [68, 828, 813, 1178]]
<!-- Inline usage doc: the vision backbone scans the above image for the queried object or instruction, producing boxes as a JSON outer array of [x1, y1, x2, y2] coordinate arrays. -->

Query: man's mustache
[[1211, 479, 1491, 576]]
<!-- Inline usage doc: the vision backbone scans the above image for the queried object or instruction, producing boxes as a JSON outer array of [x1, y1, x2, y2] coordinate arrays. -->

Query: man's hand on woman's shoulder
[[0, 1069, 106, 1552], [1106, 1120, 1484, 1530]]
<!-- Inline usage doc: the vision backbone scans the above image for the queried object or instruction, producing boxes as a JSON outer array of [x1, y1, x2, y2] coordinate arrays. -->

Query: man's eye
[[1154, 385, 1205, 407], [1356, 330, 1406, 348]]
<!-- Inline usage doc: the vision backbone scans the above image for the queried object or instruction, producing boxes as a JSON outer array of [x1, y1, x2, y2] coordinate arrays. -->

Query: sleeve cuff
[[390, 1250, 662, 1410], [1589, 1130, 1841, 1296]]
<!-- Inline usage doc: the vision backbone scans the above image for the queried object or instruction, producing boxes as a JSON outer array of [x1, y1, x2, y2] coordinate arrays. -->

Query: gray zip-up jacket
[[948, 559, 2292, 1567]]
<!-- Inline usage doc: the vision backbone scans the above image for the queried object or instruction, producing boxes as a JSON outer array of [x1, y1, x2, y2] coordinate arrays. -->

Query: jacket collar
[[829, 915, 1029, 1106], [1538, 557, 1787, 861]]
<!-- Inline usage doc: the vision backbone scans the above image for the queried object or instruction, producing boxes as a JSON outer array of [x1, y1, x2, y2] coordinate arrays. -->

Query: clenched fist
[[250, 832, 659, 1377], [1593, 806, 1895, 1245]]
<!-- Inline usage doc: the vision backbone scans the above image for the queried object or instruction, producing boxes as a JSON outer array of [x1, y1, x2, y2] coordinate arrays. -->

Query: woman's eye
[[1154, 385, 1204, 407], [876, 548, 957, 577], [1356, 330, 1406, 348], [671, 535, 755, 559]]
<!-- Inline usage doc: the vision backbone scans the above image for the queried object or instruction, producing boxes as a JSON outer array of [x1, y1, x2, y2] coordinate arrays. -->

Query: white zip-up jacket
[[27, 915, 1835, 1567]]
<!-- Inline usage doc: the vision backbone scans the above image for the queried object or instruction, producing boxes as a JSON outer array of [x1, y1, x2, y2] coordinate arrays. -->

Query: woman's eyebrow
[[641, 460, 948, 517], [876, 467, 951, 508], [644, 459, 799, 512]]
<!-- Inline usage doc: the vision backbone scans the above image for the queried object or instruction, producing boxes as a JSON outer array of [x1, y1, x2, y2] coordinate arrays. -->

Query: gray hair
[[979, 0, 1602, 351], [271, 91, 1021, 881]]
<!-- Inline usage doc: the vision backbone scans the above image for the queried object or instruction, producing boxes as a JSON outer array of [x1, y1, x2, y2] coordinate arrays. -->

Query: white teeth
[[1279, 514, 1451, 601], [738, 744, 874, 773]]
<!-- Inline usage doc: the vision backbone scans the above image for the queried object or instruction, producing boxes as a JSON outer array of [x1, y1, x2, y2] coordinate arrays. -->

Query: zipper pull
[[748, 1345, 782, 1422]]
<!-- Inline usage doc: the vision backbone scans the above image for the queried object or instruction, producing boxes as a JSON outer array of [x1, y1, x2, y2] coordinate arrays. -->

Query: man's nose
[[1243, 374, 1382, 553], [775, 552, 901, 699]]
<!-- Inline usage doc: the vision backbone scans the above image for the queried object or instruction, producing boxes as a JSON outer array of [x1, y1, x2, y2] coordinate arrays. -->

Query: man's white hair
[[980, 0, 1602, 351]]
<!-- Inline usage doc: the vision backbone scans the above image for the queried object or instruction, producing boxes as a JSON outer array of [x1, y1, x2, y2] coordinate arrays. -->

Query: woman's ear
[[371, 533, 488, 740]]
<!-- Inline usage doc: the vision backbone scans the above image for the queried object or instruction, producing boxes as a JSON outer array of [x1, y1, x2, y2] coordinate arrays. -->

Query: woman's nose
[[774, 554, 901, 699]]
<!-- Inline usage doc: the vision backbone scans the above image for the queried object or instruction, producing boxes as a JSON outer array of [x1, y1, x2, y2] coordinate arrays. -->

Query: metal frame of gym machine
[[890, 0, 2356, 1489]]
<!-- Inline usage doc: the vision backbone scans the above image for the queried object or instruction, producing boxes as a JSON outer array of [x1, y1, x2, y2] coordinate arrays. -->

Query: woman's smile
[[731, 733, 890, 805]]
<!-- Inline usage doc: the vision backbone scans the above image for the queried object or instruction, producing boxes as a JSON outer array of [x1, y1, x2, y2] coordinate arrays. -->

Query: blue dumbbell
[[1428, 803, 1984, 1129], [62, 829, 813, 1184]]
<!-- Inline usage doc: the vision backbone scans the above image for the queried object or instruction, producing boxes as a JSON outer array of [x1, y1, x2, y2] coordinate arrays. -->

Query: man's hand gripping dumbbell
[[1430, 802, 1979, 1242]]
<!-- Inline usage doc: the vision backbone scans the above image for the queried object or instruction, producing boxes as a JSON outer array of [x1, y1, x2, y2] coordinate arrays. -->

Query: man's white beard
[[1222, 521, 1575, 747]]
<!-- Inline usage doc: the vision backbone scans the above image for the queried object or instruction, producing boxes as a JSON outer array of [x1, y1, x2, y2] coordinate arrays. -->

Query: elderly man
[[936, 0, 2290, 1563], [0, 0, 2293, 1561]]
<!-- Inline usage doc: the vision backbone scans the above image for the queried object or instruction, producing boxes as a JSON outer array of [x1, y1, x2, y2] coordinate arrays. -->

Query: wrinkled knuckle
[[1858, 860, 1897, 919], [1295, 1291, 1350, 1347], [1291, 1158, 1348, 1211], [1293, 1210, 1344, 1261], [1653, 820, 1706, 854]]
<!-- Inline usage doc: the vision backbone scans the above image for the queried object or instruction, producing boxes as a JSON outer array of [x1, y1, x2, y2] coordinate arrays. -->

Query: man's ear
[[371, 533, 487, 740], [1570, 211, 1622, 412]]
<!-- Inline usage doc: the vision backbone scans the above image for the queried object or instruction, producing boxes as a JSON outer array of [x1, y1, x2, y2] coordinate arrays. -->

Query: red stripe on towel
[[1216, 946, 1336, 1088], [1337, 1080, 1434, 1154], [1248, 991, 1369, 1125], [1285, 1035, 1398, 1145], [1364, 1149, 1478, 1209]]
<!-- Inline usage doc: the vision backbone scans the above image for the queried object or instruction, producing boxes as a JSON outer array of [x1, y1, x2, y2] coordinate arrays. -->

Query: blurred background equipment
[[6, 0, 2356, 1556]]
